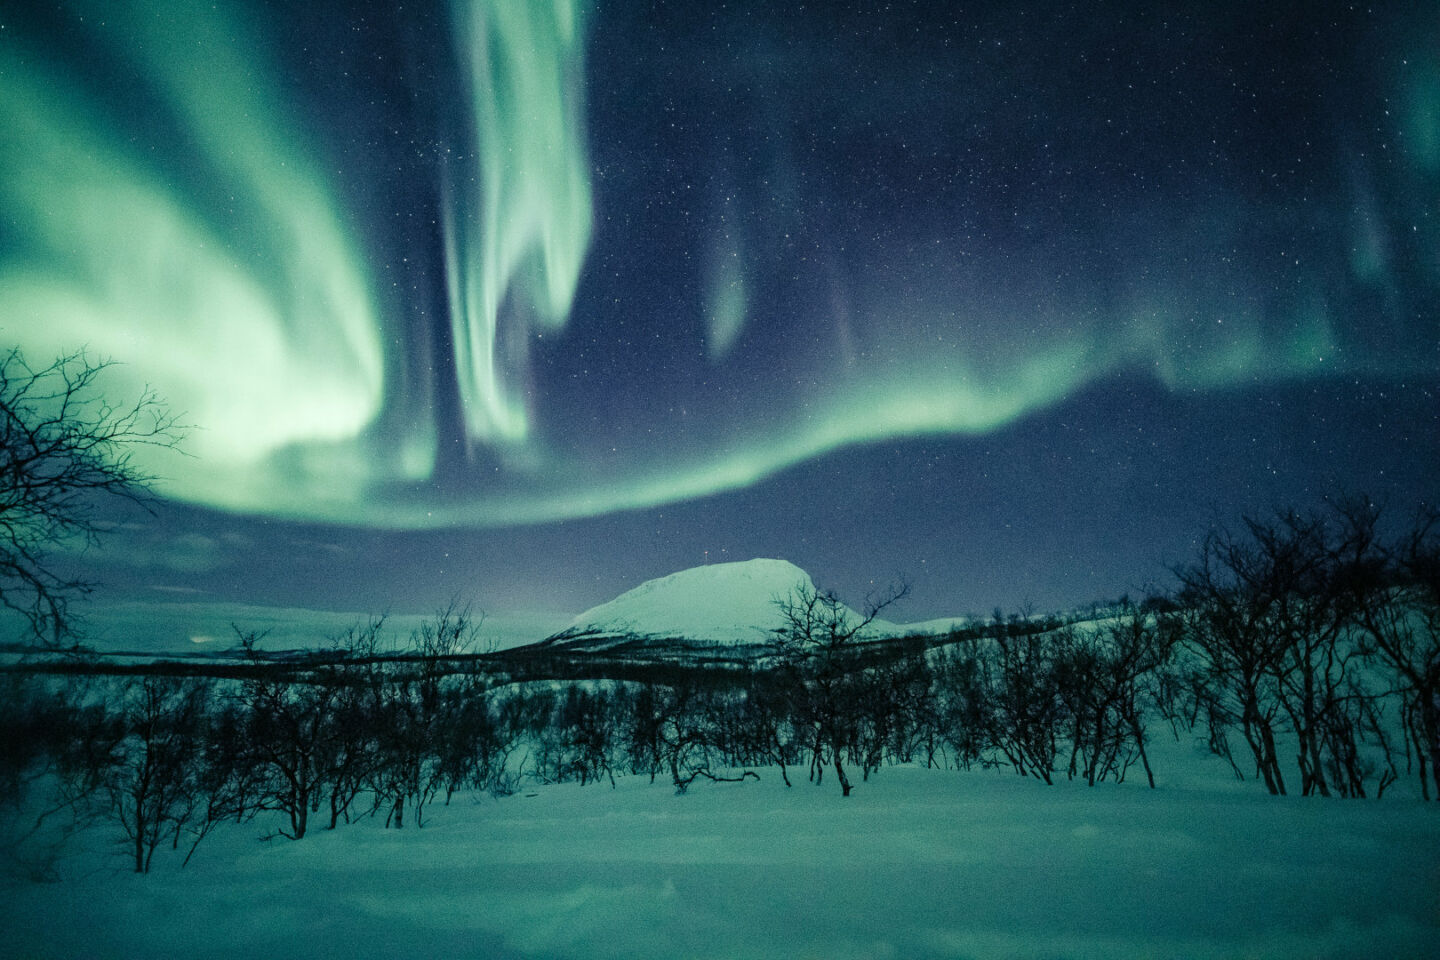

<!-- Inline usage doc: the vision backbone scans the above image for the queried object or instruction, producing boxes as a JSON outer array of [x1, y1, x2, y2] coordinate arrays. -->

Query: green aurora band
[[1, 0, 395, 513], [443, 0, 593, 444], [1, 0, 1435, 529]]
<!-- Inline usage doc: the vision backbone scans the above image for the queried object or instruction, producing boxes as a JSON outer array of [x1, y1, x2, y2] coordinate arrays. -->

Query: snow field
[[5, 757, 1436, 960]]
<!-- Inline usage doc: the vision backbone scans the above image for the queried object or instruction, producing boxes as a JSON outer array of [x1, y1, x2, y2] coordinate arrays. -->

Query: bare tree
[[932, 641, 992, 772], [233, 630, 338, 840], [1054, 606, 1179, 788], [313, 617, 389, 830], [1337, 502, 1440, 799], [106, 676, 211, 873], [1175, 505, 1398, 797], [772, 578, 908, 796], [371, 601, 484, 828], [1388, 514, 1440, 799], [985, 624, 1065, 784], [0, 348, 183, 644], [1175, 522, 1297, 794], [554, 686, 618, 788], [736, 670, 802, 787]]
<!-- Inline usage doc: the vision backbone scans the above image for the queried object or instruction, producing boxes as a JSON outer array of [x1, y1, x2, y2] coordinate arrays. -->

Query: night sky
[[2, 0, 1436, 635]]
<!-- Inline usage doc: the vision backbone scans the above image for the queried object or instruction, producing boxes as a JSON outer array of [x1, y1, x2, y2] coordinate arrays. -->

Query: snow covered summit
[[545, 558, 855, 650]]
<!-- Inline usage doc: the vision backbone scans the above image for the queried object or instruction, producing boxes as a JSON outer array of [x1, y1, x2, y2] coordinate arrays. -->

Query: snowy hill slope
[[542, 558, 904, 650]]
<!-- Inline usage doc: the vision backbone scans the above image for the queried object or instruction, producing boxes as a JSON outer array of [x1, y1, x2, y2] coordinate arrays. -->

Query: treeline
[[2, 500, 1437, 877], [1170, 500, 1439, 800]]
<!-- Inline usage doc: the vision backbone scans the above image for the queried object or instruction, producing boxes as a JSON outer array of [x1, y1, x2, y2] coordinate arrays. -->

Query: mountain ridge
[[540, 558, 956, 652]]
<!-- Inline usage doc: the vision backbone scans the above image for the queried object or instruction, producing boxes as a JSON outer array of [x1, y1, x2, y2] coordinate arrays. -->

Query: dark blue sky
[[4, 0, 1436, 630]]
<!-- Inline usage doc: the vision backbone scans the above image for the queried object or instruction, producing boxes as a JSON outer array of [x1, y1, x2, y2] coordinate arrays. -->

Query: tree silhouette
[[773, 579, 908, 796], [0, 348, 183, 644]]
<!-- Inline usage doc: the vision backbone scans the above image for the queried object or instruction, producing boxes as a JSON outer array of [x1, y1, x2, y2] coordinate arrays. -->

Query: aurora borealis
[[2, 0, 1436, 619]]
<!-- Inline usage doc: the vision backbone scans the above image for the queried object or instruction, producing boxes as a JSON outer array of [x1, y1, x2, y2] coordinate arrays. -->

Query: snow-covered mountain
[[540, 558, 908, 651]]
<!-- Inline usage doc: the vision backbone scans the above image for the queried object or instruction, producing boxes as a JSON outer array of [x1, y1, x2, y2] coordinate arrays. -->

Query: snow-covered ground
[[3, 559, 1436, 957], [5, 739, 1436, 960]]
